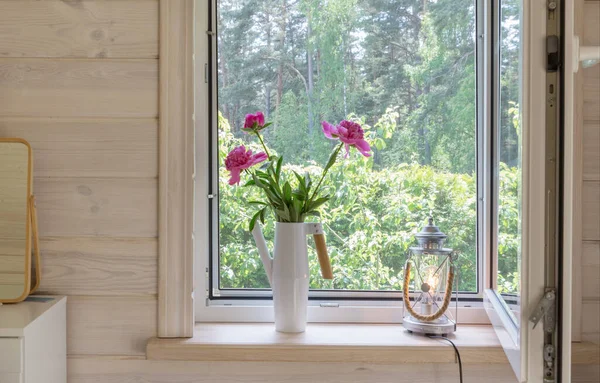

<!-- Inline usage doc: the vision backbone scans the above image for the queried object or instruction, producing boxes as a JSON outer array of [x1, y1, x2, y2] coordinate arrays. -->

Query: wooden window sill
[[147, 323, 600, 365], [147, 323, 508, 364]]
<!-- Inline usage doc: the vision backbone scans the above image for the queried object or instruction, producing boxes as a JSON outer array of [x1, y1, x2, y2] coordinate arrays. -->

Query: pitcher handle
[[252, 222, 274, 287], [305, 223, 333, 280]]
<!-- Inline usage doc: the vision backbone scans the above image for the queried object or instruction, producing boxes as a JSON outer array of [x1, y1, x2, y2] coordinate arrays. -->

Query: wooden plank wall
[[0, 0, 159, 364], [580, 0, 600, 346]]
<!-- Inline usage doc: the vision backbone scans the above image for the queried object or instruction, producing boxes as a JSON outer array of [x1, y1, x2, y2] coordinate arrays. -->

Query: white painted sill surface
[[147, 323, 509, 364]]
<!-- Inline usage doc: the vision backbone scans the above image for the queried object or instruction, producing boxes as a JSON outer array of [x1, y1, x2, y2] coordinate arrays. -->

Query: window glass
[[215, 0, 478, 293], [495, 0, 522, 322]]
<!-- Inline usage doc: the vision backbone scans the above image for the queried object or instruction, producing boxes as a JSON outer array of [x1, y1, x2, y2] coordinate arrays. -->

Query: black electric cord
[[428, 336, 463, 383]]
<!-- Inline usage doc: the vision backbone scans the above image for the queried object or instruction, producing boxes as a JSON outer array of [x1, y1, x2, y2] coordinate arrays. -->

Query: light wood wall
[[580, 0, 600, 345], [0, 0, 159, 363], [0, 1, 596, 382]]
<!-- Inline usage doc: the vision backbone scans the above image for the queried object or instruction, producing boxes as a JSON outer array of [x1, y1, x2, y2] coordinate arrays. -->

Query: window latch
[[547, 35, 560, 72]]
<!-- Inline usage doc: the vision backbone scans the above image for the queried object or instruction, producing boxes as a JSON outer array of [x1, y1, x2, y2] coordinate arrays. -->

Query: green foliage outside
[[219, 113, 521, 293], [216, 0, 521, 294]]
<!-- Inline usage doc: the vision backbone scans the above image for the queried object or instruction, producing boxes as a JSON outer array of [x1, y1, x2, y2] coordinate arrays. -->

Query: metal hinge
[[529, 289, 556, 330], [544, 344, 556, 383], [530, 289, 557, 382]]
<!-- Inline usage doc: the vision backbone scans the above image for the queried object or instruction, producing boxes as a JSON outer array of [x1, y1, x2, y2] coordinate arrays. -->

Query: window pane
[[495, 0, 522, 322], [216, 0, 478, 293]]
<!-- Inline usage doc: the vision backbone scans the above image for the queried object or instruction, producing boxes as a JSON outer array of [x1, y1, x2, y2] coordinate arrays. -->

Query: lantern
[[402, 218, 458, 336]]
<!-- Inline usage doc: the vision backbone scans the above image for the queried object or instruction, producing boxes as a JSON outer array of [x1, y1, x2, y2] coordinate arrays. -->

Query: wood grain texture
[[583, 265, 600, 299], [583, 241, 600, 266], [583, 181, 600, 241], [573, 365, 600, 383], [582, 333, 600, 344], [581, 299, 600, 345], [583, 122, 600, 180], [158, 0, 195, 338], [36, 237, 157, 296], [0, 118, 158, 178], [68, 358, 520, 383], [582, 301, 600, 335], [572, 342, 600, 365], [584, 1, 600, 45], [148, 324, 508, 365], [0, 0, 158, 58], [35, 178, 157, 238], [583, 0, 599, 121], [583, 66, 600, 121], [0, 59, 158, 118], [68, 296, 157, 356]]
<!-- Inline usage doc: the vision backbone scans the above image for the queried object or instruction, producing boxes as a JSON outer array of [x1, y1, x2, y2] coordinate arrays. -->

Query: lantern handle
[[402, 260, 455, 322]]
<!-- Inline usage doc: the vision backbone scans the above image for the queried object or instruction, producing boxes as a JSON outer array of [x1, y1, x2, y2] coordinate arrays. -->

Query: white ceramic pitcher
[[252, 222, 333, 333]]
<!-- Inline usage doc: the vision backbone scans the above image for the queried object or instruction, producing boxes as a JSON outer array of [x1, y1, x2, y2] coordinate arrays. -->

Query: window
[[190, 1, 569, 379], [195, 0, 508, 322], [492, 0, 522, 325]]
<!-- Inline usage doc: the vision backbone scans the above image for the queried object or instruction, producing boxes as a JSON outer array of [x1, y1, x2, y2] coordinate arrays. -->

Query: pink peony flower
[[225, 145, 268, 185], [322, 120, 372, 157], [244, 111, 266, 131]]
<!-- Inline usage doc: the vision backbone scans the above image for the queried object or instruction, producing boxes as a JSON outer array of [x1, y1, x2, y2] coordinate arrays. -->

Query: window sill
[[147, 323, 600, 365], [147, 323, 508, 364]]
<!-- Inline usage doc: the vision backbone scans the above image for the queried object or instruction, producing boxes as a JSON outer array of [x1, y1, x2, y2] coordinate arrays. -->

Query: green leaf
[[252, 173, 267, 188], [256, 122, 272, 131], [275, 207, 290, 221], [267, 174, 283, 197], [283, 182, 292, 204], [324, 144, 342, 172], [293, 199, 304, 218], [243, 179, 256, 187], [259, 207, 266, 224], [275, 156, 283, 181], [304, 172, 312, 190], [252, 174, 281, 205], [292, 171, 306, 193], [293, 171, 304, 185], [309, 196, 330, 211], [288, 203, 297, 222], [292, 190, 307, 201], [249, 209, 261, 231]]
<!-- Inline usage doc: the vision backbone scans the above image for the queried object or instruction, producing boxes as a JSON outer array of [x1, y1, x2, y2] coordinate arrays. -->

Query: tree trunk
[[220, 56, 229, 122], [276, 0, 287, 110], [218, 10, 229, 122], [266, 7, 272, 118], [307, 14, 315, 137]]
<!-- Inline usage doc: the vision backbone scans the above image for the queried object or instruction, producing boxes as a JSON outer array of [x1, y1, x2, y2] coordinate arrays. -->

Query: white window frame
[[194, 0, 498, 324], [482, 0, 572, 381]]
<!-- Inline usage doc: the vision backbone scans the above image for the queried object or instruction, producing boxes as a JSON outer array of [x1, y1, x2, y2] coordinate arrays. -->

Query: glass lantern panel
[[410, 252, 455, 323]]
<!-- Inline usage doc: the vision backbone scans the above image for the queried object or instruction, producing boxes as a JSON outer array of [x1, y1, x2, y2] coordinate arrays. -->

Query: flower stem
[[255, 131, 271, 160], [307, 142, 344, 208]]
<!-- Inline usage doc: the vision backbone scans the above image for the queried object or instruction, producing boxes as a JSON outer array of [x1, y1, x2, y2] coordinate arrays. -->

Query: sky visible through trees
[[215, 0, 521, 294]]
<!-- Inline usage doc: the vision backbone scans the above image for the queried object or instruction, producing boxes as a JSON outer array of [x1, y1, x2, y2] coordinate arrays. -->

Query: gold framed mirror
[[0, 138, 41, 303]]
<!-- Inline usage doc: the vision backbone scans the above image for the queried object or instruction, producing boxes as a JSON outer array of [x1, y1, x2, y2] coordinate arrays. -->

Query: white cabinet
[[0, 296, 66, 383]]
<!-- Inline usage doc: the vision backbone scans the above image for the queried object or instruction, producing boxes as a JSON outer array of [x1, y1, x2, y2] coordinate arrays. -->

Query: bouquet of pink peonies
[[225, 111, 372, 230]]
